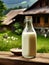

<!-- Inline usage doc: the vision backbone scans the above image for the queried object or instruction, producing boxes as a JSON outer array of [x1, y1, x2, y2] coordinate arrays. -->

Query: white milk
[[22, 31, 37, 58]]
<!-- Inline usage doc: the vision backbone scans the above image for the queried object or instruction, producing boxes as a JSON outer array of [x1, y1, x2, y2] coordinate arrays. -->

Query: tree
[[0, 0, 6, 21], [27, 5, 29, 8], [18, 6, 23, 9]]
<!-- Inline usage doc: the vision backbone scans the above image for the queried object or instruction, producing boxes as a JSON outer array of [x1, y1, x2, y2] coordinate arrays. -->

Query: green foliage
[[0, 29, 21, 51], [0, 0, 6, 21], [37, 47, 49, 53], [15, 29, 22, 35], [0, 29, 49, 52], [13, 6, 23, 9], [14, 22, 23, 35], [37, 34, 49, 53], [14, 22, 20, 29], [18, 6, 23, 9], [4, 5, 23, 15]]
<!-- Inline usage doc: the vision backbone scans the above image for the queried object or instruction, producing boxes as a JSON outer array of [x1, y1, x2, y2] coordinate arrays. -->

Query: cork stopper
[[24, 16, 32, 24], [25, 16, 32, 21]]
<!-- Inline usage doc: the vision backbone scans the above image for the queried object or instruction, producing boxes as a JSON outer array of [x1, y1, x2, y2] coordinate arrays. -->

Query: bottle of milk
[[22, 16, 37, 58]]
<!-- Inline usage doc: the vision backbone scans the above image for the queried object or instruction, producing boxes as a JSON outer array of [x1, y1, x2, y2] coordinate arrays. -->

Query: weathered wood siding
[[33, 16, 49, 27], [40, 17, 44, 27]]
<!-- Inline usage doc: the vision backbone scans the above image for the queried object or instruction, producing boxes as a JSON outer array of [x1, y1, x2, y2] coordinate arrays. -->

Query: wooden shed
[[22, 0, 49, 28], [2, 0, 49, 29]]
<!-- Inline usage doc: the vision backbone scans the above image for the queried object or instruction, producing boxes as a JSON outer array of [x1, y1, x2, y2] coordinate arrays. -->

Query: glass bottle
[[22, 16, 37, 58]]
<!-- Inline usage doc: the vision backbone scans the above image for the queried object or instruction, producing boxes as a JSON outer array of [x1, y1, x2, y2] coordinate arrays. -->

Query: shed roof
[[2, 9, 26, 25], [22, 7, 49, 15], [2, 0, 49, 25]]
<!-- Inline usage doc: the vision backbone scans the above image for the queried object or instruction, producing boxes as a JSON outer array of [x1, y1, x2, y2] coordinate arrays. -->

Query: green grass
[[0, 30, 21, 51], [0, 30, 49, 53], [37, 35, 49, 53]]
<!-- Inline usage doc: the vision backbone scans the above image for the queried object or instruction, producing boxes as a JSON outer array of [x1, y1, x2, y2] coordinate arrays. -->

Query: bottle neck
[[24, 16, 35, 32], [26, 20, 32, 28], [26, 20, 34, 32]]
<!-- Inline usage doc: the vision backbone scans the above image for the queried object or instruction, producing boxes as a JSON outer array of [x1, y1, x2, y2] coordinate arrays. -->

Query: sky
[[2, 0, 37, 8]]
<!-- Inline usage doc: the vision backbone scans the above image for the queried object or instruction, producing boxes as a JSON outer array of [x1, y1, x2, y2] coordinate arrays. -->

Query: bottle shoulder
[[22, 30, 36, 35], [22, 26, 37, 35]]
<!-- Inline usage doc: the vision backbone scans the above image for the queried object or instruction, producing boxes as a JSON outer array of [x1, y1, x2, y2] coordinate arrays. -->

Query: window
[[36, 16, 40, 23], [33, 16, 36, 23], [33, 16, 40, 23], [45, 16, 48, 23]]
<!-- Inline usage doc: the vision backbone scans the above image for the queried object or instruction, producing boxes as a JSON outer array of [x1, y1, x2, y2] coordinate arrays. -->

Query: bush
[[13, 22, 23, 35], [14, 22, 20, 29], [37, 47, 49, 53], [15, 29, 22, 35]]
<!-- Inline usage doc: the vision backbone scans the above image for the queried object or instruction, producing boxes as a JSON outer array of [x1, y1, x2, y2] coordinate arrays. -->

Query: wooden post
[[35, 16, 37, 27], [40, 16, 44, 27]]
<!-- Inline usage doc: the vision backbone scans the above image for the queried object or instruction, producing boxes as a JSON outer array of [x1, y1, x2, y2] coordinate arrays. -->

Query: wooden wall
[[11, 15, 49, 28], [33, 15, 49, 27], [40, 16, 44, 27]]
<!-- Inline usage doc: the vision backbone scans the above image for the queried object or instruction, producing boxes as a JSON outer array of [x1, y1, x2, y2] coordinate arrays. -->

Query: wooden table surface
[[0, 52, 49, 65]]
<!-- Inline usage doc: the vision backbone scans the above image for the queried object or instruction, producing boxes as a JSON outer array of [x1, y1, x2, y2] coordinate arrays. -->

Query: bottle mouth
[[25, 16, 32, 20], [25, 16, 32, 22]]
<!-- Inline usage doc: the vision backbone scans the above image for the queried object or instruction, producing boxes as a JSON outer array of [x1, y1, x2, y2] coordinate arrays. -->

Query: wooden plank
[[0, 52, 49, 65]]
